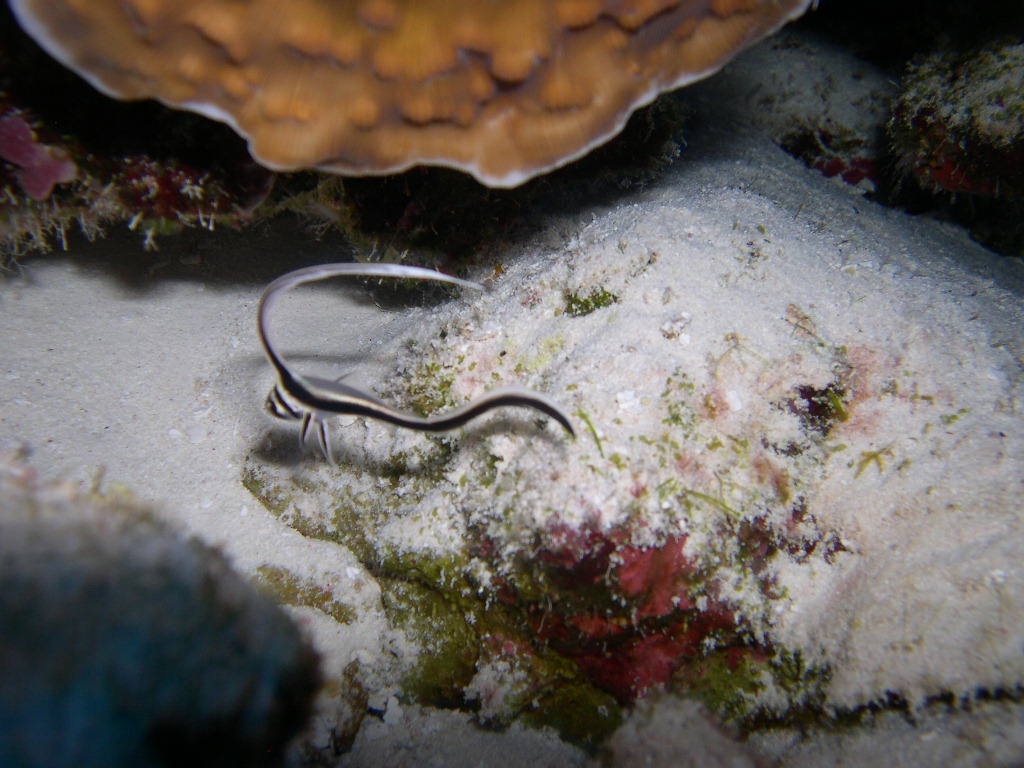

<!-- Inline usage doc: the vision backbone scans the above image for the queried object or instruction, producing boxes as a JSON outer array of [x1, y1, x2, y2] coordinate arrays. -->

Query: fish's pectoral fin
[[316, 419, 335, 465]]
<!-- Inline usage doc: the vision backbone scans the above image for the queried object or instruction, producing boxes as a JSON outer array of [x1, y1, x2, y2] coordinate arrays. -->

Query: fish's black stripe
[[267, 385, 302, 420], [258, 263, 575, 459]]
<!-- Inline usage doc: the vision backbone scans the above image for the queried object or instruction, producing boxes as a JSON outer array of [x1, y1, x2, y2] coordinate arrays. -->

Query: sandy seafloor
[[2, 29, 1024, 768]]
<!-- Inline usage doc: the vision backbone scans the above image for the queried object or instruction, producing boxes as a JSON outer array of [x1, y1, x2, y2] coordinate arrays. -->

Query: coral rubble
[[888, 41, 1024, 254], [0, 7, 273, 258]]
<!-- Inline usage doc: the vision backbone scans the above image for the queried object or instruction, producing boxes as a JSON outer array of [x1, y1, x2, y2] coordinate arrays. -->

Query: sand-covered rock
[[244, 59, 1024, 756]]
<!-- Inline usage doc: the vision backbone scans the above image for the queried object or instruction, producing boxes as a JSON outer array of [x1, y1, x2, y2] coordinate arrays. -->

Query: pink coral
[[0, 112, 76, 200]]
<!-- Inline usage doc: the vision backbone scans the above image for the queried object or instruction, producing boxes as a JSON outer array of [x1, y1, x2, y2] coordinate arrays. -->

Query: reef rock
[[244, 59, 1024, 753]]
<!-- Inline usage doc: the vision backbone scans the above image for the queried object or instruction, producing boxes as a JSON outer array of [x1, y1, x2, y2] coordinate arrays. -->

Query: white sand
[[1, 29, 1022, 768]]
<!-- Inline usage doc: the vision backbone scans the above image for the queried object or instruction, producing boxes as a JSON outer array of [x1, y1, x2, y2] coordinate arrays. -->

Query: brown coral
[[10, 0, 811, 187]]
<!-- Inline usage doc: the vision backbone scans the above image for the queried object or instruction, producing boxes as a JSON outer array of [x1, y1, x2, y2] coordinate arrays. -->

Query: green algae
[[564, 288, 619, 317], [381, 577, 479, 707], [940, 407, 970, 425], [479, 452, 502, 487], [514, 335, 565, 375], [763, 650, 832, 721], [853, 442, 896, 478], [520, 681, 623, 750], [376, 571, 626, 748], [674, 651, 769, 722], [576, 408, 605, 457], [661, 369, 698, 435], [241, 464, 292, 516], [675, 648, 833, 730], [402, 360, 458, 417], [242, 452, 628, 749], [254, 564, 357, 625]]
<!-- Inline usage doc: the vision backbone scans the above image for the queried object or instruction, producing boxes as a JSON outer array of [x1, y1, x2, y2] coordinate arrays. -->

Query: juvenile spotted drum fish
[[258, 263, 574, 461]]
